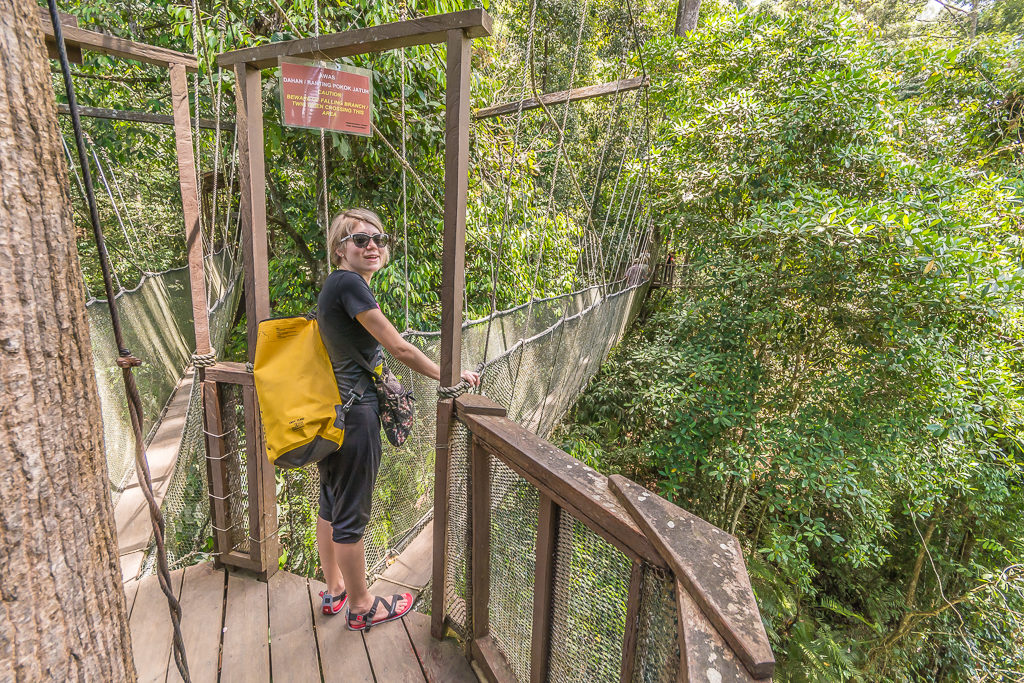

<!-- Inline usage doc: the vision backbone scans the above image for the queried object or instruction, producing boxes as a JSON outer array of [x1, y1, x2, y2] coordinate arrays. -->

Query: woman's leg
[[324, 405, 410, 621], [342, 535, 410, 619], [317, 516, 345, 595], [333, 537, 369, 606]]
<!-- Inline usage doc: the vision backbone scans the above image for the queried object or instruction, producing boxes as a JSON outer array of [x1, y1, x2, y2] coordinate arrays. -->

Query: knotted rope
[[192, 351, 218, 368], [437, 362, 486, 399]]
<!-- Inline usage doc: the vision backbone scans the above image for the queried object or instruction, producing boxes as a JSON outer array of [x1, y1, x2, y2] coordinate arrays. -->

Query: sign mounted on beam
[[279, 58, 373, 136]]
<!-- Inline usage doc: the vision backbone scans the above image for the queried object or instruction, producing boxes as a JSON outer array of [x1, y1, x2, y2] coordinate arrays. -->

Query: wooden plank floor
[[125, 563, 475, 683]]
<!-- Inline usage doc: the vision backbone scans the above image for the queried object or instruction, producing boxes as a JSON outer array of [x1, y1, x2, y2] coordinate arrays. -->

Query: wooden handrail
[[455, 394, 775, 682], [202, 362, 253, 386], [455, 395, 666, 568], [474, 75, 649, 120], [56, 103, 233, 131], [611, 475, 775, 680]]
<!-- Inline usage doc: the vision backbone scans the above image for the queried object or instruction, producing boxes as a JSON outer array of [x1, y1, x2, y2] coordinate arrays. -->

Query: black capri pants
[[317, 404, 382, 543]]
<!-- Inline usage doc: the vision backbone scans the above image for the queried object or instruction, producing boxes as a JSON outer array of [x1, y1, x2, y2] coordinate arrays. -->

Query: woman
[[316, 208, 480, 631]]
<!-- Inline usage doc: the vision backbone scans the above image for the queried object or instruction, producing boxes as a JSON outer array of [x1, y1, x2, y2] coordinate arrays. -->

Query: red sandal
[[319, 590, 348, 615], [346, 593, 413, 631]]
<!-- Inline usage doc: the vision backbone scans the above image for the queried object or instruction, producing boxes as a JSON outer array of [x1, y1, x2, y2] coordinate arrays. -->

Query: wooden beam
[[37, 6, 78, 28], [529, 494, 559, 683], [56, 103, 234, 131], [169, 64, 212, 357], [38, 7, 82, 64], [216, 9, 492, 70], [439, 28, 471, 387], [200, 380, 232, 562], [474, 76, 649, 120], [619, 561, 644, 682], [233, 63, 271, 362], [432, 27, 473, 642], [471, 634, 518, 683], [431, 399, 454, 639], [202, 362, 253, 386], [244, 385, 279, 579], [41, 21, 198, 70]]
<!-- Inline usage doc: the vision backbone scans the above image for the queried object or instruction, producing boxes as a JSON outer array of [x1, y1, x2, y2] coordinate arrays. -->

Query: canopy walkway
[[49, 7, 775, 682], [125, 559, 475, 682]]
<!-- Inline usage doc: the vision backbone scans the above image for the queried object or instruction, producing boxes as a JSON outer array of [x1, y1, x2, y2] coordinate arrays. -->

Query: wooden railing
[[199, 361, 279, 578], [649, 261, 677, 289], [198, 361, 774, 680], [447, 394, 775, 682]]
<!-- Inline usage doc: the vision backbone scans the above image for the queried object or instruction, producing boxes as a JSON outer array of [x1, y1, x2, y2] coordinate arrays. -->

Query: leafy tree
[[559, 5, 1024, 679]]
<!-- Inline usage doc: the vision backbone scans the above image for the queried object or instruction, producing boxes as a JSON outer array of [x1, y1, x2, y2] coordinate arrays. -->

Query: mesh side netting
[[548, 512, 631, 682], [92, 248, 240, 506], [146, 280, 646, 591], [633, 566, 681, 683], [435, 283, 657, 679], [442, 283, 646, 624], [485, 459, 540, 683]]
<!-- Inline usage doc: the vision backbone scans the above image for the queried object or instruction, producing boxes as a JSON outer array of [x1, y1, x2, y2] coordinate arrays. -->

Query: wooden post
[[431, 399, 454, 639], [530, 494, 559, 683], [201, 380, 232, 564], [169, 64, 211, 355], [620, 561, 644, 682], [470, 438, 491, 640], [233, 63, 270, 361], [232, 62, 276, 578], [432, 27, 472, 639], [440, 28, 470, 386], [243, 384, 278, 578]]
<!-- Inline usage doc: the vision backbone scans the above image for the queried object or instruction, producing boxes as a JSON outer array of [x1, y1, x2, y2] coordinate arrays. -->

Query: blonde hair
[[327, 208, 390, 269]]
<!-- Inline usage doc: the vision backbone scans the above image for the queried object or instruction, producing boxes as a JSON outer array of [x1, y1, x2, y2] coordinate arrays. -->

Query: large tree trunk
[[0, 3, 136, 681], [675, 0, 703, 35]]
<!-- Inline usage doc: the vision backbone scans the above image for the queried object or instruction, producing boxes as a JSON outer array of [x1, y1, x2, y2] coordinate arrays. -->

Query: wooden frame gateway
[[209, 9, 492, 590]]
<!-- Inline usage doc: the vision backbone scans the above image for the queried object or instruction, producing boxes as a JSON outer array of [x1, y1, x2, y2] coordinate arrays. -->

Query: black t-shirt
[[318, 269, 381, 407]]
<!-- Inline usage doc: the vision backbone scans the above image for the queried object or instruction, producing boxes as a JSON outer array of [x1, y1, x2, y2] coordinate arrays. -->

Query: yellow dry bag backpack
[[252, 315, 370, 468]]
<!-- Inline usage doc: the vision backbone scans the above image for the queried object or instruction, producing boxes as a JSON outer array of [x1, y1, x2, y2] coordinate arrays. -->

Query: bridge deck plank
[[128, 569, 184, 683], [220, 571, 269, 683], [167, 563, 224, 683], [269, 571, 320, 683]]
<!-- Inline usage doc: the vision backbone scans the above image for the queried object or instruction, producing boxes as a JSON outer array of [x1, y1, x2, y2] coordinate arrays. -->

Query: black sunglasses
[[341, 232, 390, 249]]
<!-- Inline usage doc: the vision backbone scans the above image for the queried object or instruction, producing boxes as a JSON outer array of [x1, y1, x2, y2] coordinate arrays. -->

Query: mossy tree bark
[[675, 0, 702, 35], [0, 2, 136, 680]]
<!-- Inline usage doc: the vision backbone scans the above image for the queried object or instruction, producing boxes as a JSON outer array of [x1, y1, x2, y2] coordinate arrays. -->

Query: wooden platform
[[124, 562, 475, 683]]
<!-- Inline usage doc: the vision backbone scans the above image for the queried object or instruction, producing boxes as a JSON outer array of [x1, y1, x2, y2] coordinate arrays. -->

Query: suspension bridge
[[45, 6, 774, 682]]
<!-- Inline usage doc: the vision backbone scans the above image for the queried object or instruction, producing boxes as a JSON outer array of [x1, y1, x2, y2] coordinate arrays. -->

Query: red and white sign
[[280, 59, 373, 136]]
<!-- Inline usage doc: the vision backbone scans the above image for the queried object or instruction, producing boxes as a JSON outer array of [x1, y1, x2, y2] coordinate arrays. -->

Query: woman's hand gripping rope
[[437, 362, 484, 399]]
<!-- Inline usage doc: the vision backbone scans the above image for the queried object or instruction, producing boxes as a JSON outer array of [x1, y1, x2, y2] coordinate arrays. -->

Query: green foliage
[[557, 5, 1024, 680], [58, 0, 655, 330]]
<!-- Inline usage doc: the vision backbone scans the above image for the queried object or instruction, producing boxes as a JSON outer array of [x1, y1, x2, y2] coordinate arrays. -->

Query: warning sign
[[279, 59, 373, 136]]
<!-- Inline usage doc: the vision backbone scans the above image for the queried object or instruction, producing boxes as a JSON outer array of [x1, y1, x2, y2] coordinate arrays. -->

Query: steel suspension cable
[[98, 144, 141, 249], [478, 29, 536, 369], [210, 2, 228, 255], [46, 3, 191, 681], [313, 0, 332, 273], [88, 140, 139, 258], [399, 5, 410, 330], [595, 94, 642, 287]]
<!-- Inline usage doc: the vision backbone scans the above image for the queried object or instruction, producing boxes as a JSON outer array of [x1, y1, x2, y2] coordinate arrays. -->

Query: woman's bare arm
[[356, 308, 479, 386]]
